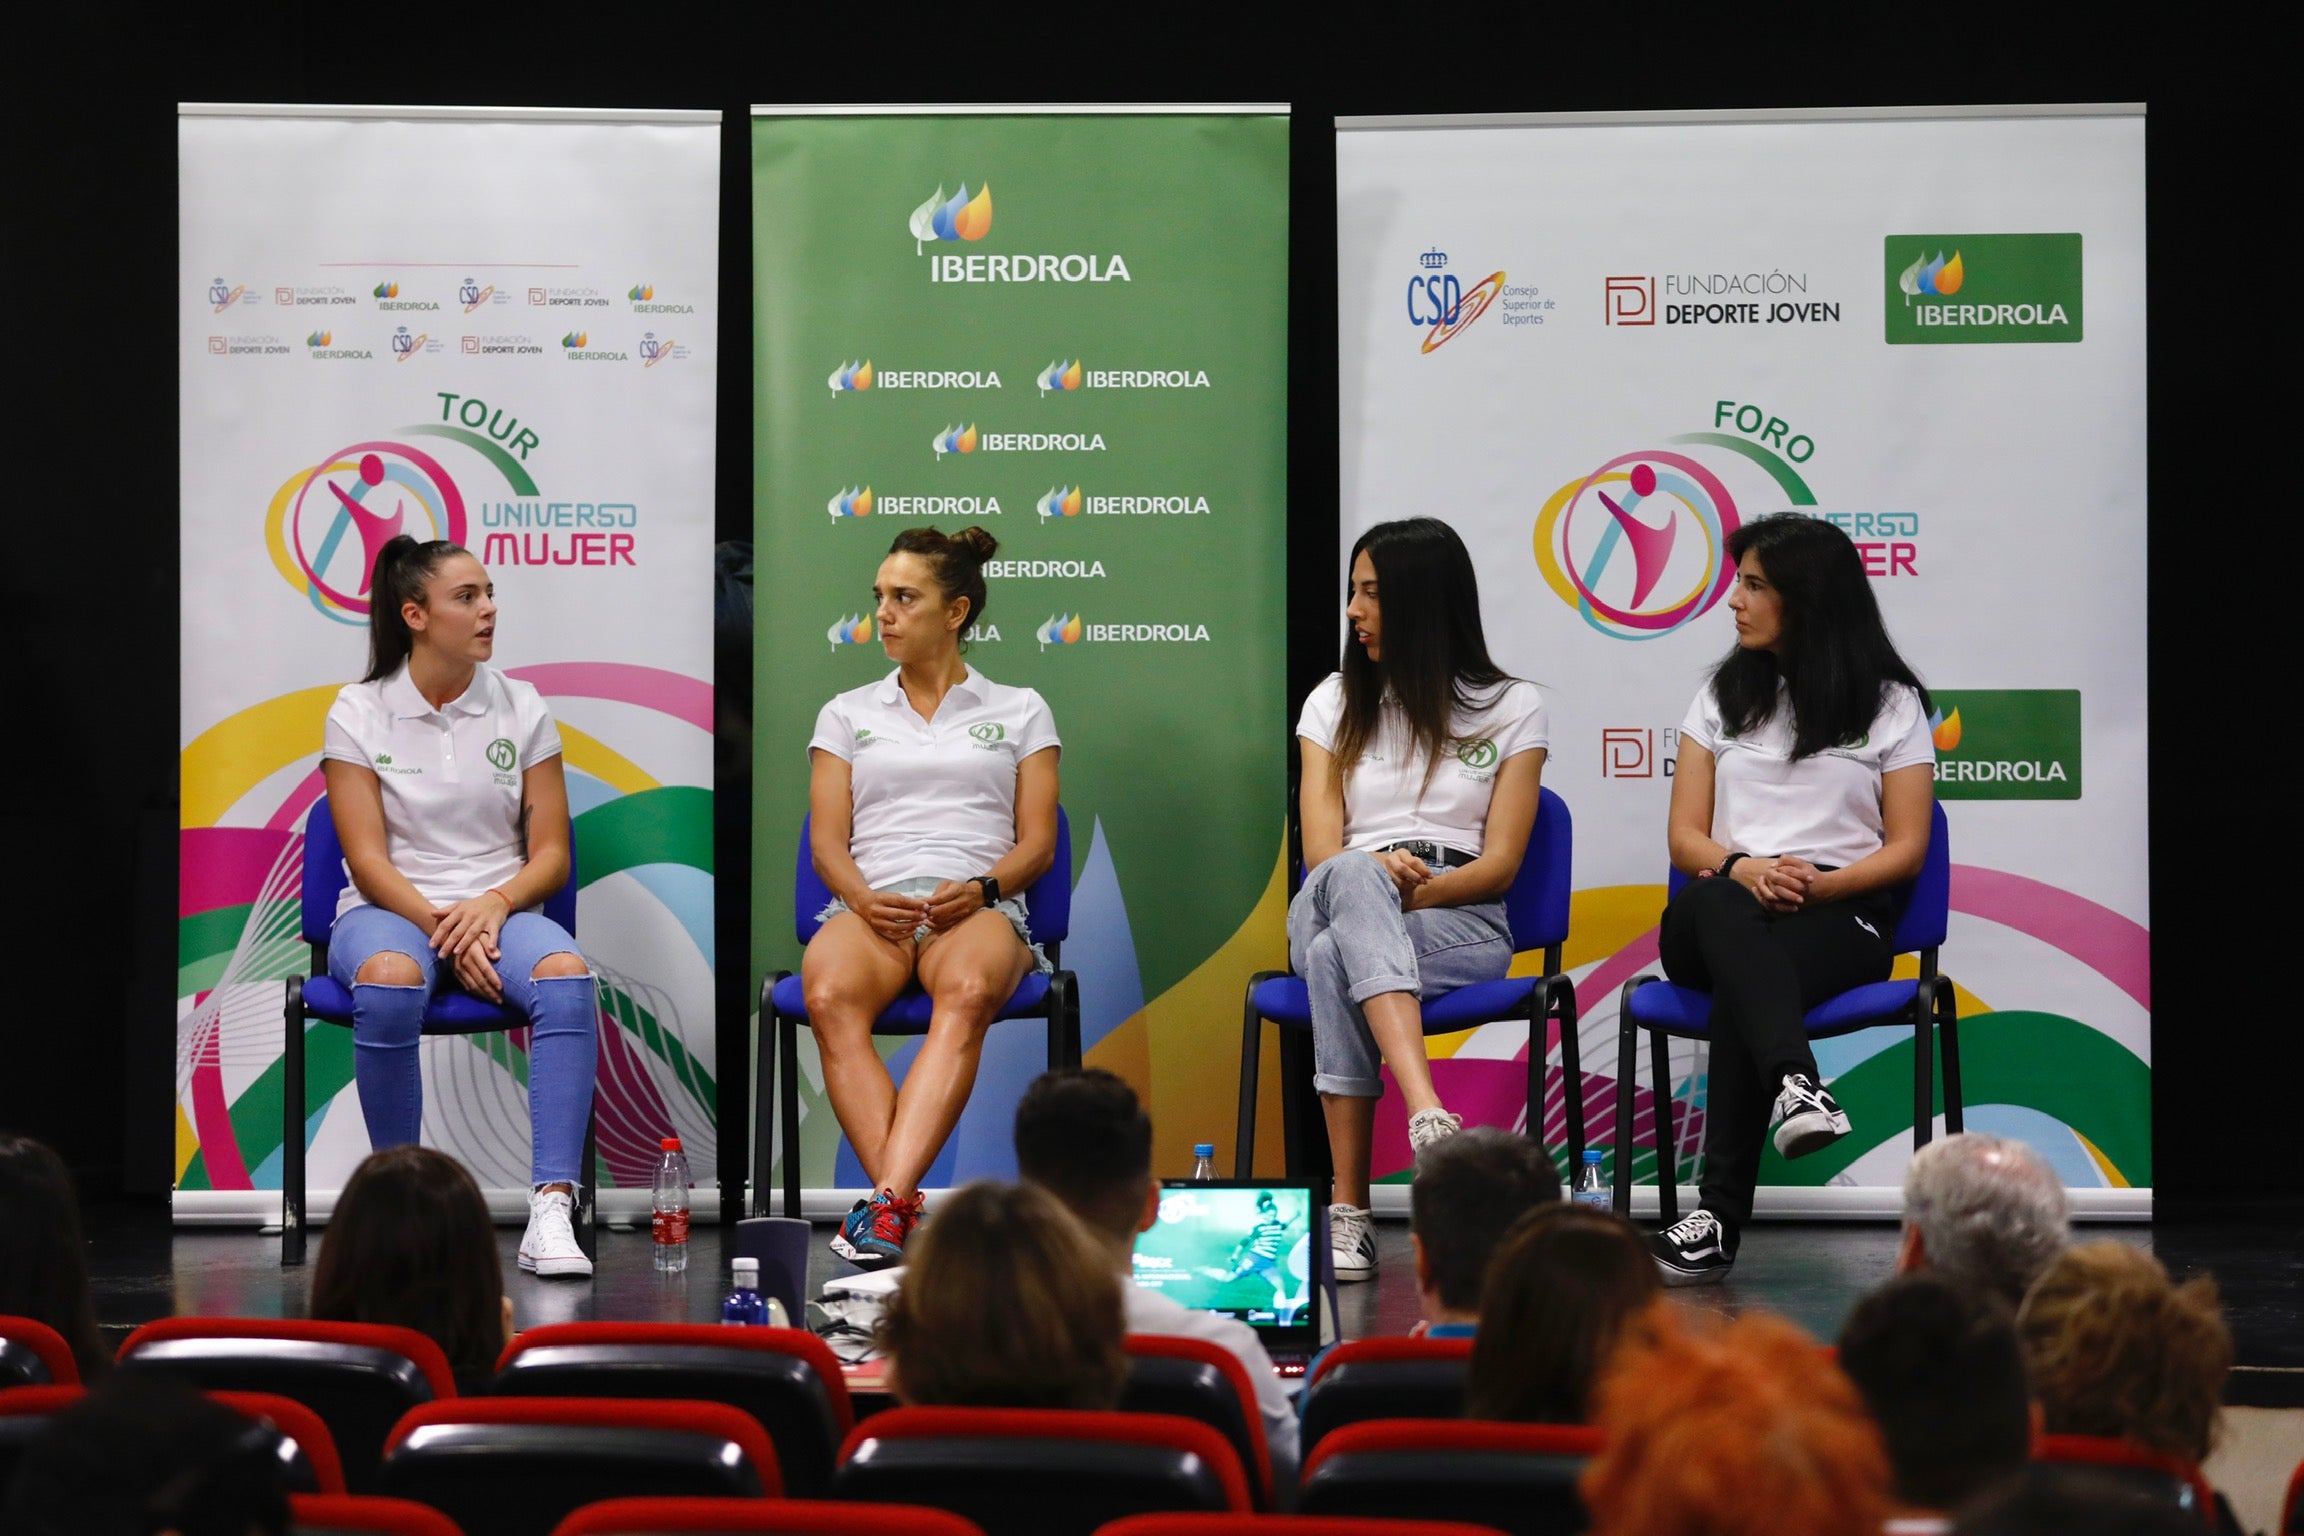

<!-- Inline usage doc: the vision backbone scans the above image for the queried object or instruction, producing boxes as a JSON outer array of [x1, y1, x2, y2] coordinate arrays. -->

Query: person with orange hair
[[1580, 1306, 1892, 1536]]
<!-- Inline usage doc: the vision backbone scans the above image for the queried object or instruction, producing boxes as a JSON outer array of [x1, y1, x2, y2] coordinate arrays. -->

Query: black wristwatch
[[973, 875, 1001, 908]]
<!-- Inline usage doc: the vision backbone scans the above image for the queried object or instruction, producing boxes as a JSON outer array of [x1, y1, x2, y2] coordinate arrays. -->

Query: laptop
[[1133, 1178, 1334, 1376]]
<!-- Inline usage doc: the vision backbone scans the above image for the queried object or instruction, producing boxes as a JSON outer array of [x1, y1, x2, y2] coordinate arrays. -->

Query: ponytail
[[888, 525, 998, 644], [363, 535, 470, 682]]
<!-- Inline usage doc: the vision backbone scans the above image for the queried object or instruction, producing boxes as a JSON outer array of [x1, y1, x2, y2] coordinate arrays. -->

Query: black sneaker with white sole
[[1771, 1073, 1852, 1160], [1649, 1208, 1738, 1286]]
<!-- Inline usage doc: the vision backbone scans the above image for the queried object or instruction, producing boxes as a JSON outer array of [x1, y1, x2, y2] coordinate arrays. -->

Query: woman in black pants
[[1649, 515, 1936, 1285]]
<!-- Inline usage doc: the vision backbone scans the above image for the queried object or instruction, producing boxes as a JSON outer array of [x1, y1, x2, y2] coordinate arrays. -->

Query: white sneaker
[[1407, 1107, 1463, 1154], [519, 1186, 593, 1278], [1771, 1073, 1852, 1161], [1329, 1202, 1377, 1283]]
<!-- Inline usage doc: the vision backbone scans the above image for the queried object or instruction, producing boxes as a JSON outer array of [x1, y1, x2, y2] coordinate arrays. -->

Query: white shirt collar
[[381, 661, 494, 720], [872, 665, 987, 710]]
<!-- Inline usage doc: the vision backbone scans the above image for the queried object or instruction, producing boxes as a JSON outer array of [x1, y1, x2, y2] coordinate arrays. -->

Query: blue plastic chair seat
[[1251, 974, 1546, 1035], [1624, 976, 1925, 1040], [766, 972, 1054, 1032]]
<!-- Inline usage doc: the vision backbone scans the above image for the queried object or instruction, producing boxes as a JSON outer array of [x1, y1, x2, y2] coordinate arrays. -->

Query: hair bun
[[949, 526, 999, 562]]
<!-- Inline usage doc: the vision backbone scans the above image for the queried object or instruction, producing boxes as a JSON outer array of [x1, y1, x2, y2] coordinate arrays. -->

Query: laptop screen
[[1133, 1180, 1323, 1353]]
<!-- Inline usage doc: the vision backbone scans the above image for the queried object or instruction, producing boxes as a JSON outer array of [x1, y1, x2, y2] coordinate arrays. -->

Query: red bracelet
[[486, 887, 515, 909]]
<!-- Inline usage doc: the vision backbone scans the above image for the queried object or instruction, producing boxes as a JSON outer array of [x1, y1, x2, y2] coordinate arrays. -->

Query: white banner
[[1337, 107, 2149, 1206], [177, 105, 721, 1214]]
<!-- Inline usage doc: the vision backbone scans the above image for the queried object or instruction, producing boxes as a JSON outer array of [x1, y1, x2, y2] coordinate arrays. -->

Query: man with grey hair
[[1896, 1132, 2070, 1309]]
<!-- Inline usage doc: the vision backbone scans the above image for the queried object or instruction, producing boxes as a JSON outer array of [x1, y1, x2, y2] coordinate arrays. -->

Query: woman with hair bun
[[804, 526, 1060, 1268], [319, 536, 597, 1279]]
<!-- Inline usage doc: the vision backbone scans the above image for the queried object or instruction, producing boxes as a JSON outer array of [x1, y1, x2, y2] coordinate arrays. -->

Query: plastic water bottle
[[721, 1257, 765, 1325], [652, 1137, 692, 1273], [1573, 1148, 1610, 1211], [1191, 1143, 1217, 1181]]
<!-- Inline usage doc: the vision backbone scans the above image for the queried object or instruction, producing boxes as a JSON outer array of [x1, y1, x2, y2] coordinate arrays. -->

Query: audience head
[[1951, 1464, 2207, 1536], [309, 1145, 507, 1388], [2016, 1240, 2231, 1465], [0, 1130, 107, 1379], [1408, 1126, 1561, 1325], [1012, 1067, 1154, 1250], [1464, 1203, 1657, 1423], [1837, 1273, 2032, 1513], [882, 1179, 1127, 1411], [1899, 1132, 2070, 1309], [1581, 1307, 1892, 1536], [0, 1370, 291, 1536]]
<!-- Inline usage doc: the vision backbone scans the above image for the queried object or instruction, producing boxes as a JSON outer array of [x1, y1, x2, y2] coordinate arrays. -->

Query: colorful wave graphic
[[828, 614, 875, 647], [827, 486, 874, 519], [829, 359, 875, 395], [931, 423, 978, 459], [1035, 613, 1084, 648], [174, 664, 718, 1193], [1898, 250, 1966, 301], [373, 281, 399, 299], [908, 182, 993, 252], [1037, 359, 1084, 395], [1037, 486, 1083, 520]]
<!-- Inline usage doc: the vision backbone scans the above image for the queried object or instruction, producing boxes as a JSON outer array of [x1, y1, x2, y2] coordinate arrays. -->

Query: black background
[[3, 7, 2279, 1211]]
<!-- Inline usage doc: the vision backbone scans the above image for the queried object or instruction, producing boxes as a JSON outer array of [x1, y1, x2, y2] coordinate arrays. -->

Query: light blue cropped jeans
[[327, 905, 599, 1187]]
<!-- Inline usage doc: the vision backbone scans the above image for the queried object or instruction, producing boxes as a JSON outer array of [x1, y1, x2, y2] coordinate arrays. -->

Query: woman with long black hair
[[320, 536, 597, 1280], [1292, 518, 1548, 1283], [1650, 514, 1935, 1285]]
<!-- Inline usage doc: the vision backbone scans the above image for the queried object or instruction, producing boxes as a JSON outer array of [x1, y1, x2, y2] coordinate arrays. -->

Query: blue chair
[[1610, 800, 1962, 1222], [755, 809, 1081, 1217], [282, 794, 595, 1266], [1234, 786, 1582, 1178]]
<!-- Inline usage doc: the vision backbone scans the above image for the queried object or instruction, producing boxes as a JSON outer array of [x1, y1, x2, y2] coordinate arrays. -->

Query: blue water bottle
[[1191, 1143, 1217, 1181], [1573, 1148, 1610, 1211], [721, 1257, 765, 1325]]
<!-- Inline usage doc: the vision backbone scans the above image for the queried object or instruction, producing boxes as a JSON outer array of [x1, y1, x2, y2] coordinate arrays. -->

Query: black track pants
[[1657, 875, 1896, 1229]]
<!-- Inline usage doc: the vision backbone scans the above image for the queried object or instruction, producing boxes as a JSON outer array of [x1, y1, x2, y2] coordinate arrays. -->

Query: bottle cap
[[1193, 1143, 1215, 1157], [732, 1257, 759, 1277], [661, 1137, 682, 1151], [1583, 1149, 1603, 1162]]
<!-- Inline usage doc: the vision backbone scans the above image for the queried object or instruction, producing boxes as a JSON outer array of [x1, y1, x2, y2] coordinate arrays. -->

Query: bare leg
[[1363, 991, 1446, 1117], [1323, 1093, 1377, 1210], [877, 911, 1032, 1197], [800, 912, 917, 1183]]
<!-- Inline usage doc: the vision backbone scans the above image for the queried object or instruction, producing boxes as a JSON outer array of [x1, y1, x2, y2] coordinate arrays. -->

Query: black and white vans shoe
[[1649, 1208, 1737, 1286], [1771, 1073, 1852, 1160]]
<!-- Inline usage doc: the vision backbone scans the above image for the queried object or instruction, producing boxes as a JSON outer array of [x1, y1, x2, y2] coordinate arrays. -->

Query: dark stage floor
[[79, 1201, 2301, 1405]]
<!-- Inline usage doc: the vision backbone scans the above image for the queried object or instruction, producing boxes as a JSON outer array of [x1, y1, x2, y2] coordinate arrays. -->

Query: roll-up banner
[[751, 105, 1291, 1204], [1337, 107, 2148, 1216], [178, 105, 722, 1222]]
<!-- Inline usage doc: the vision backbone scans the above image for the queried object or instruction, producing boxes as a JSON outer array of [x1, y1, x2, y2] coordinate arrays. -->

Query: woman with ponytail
[[1294, 517, 1549, 1284], [318, 536, 597, 1279], [802, 526, 1059, 1268], [1647, 513, 1934, 1286]]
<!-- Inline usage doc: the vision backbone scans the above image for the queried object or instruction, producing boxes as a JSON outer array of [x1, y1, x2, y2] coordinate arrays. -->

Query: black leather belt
[[1377, 840, 1481, 868]]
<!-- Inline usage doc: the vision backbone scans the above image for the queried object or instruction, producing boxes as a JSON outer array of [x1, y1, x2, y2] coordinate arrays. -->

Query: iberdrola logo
[[1037, 486, 1083, 520], [829, 359, 875, 396], [828, 486, 875, 519], [306, 330, 332, 348], [1929, 707, 1963, 751], [909, 182, 994, 253], [561, 331, 588, 349], [1897, 250, 1965, 303], [373, 281, 400, 299], [827, 614, 875, 649], [1037, 359, 1084, 396], [1035, 613, 1084, 649], [628, 283, 654, 301], [931, 424, 979, 459]]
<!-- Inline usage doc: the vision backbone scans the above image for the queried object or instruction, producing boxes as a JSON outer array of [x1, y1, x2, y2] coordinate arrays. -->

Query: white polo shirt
[[809, 667, 1060, 889], [320, 662, 563, 920], [1295, 674, 1548, 856], [1679, 680, 1934, 869]]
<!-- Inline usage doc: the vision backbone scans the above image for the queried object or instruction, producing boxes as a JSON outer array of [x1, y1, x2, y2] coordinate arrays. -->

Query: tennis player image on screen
[[1134, 1187, 1313, 1327]]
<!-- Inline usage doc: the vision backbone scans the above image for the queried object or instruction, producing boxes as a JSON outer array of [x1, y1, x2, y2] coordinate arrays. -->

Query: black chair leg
[[282, 979, 307, 1266], [578, 1094, 599, 1262], [779, 1013, 803, 1219], [754, 975, 782, 1219], [1911, 978, 1938, 1153], [1938, 983, 1964, 1135], [1043, 976, 1069, 1071], [1613, 980, 1643, 1216], [1556, 980, 1585, 1164], [1236, 974, 1279, 1179], [1652, 1027, 1679, 1227], [1276, 1023, 1315, 1182]]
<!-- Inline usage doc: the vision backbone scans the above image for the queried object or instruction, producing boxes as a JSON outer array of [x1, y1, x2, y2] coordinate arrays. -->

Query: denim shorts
[[817, 875, 1051, 974]]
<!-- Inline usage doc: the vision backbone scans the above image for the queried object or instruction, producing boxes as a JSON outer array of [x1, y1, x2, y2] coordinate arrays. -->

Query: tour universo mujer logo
[[265, 441, 471, 625]]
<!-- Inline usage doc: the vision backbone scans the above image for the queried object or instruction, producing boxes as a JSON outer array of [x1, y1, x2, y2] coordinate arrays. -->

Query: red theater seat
[[1100, 1519, 1532, 1536], [291, 1492, 468, 1535], [0, 1315, 80, 1387], [382, 1396, 780, 1536], [834, 1405, 1252, 1534], [2281, 1453, 2302, 1534], [1121, 1333, 1274, 1507], [2035, 1433, 2217, 1527], [209, 1388, 347, 1494], [551, 1496, 988, 1535], [1300, 1419, 1601, 1536], [494, 1322, 852, 1497], [1298, 1336, 1475, 1460]]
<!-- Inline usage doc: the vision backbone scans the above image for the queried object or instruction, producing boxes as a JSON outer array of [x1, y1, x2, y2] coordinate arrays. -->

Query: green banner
[[1928, 688, 2083, 800], [751, 109, 1291, 1188], [1884, 232, 2084, 344]]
